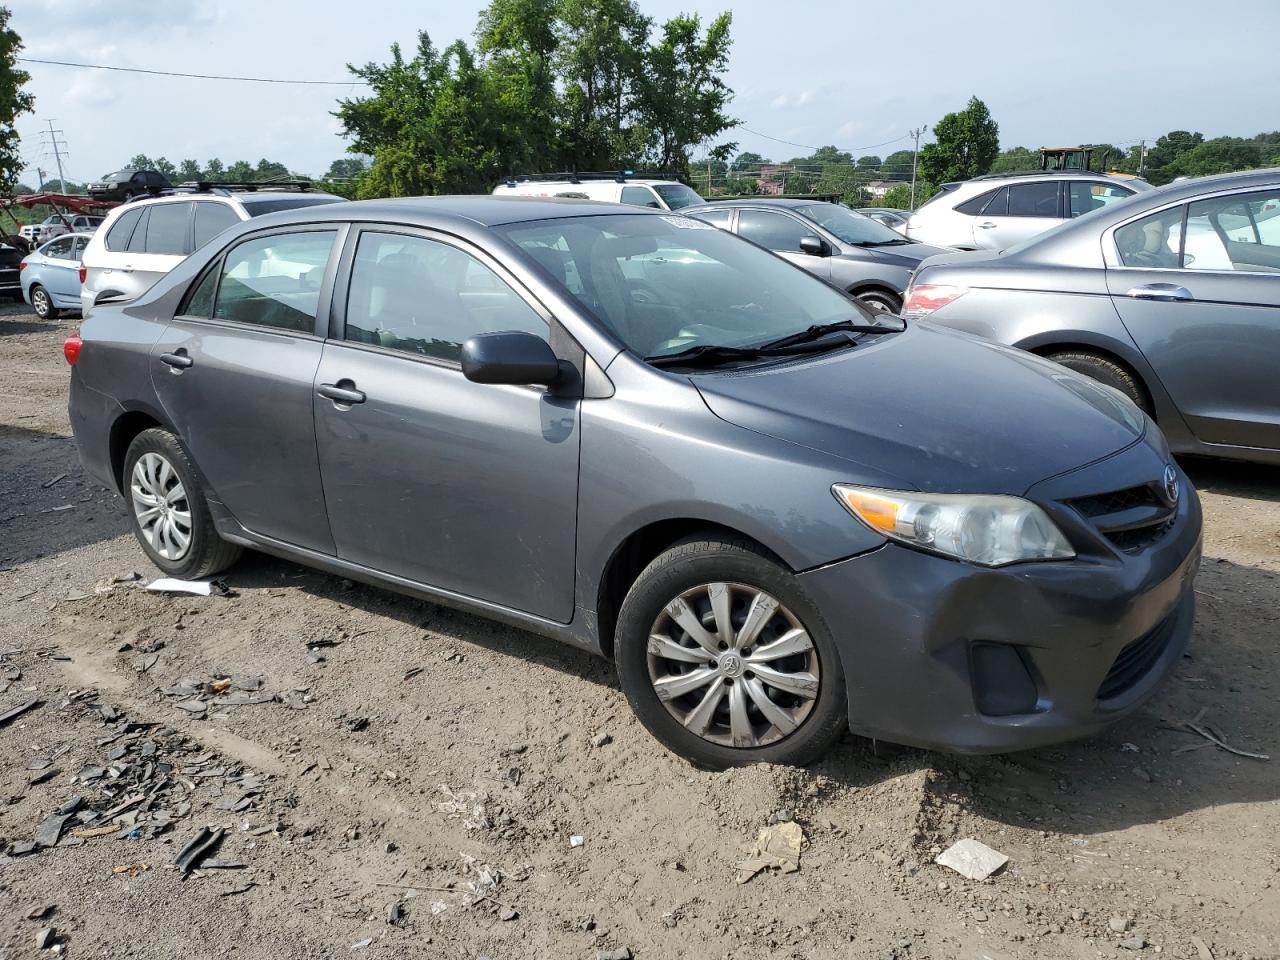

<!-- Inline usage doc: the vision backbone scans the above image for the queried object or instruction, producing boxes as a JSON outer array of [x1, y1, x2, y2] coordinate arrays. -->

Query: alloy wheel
[[646, 582, 820, 748], [32, 287, 50, 318], [130, 452, 193, 561]]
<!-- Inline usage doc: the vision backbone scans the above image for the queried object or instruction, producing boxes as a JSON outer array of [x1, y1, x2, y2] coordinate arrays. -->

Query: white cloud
[[63, 73, 114, 108]]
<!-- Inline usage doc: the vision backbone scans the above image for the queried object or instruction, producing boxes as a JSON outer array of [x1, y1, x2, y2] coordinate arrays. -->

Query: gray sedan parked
[[906, 168, 1280, 465], [684, 198, 950, 314], [66, 196, 1200, 768]]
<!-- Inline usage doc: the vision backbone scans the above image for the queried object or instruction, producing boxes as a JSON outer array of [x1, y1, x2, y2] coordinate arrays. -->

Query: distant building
[[864, 180, 900, 198], [757, 164, 796, 196]]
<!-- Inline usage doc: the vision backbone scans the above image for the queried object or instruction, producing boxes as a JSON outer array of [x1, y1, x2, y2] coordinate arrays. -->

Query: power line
[[17, 57, 368, 86]]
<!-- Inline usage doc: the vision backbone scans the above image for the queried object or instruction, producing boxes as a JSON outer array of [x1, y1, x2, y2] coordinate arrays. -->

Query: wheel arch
[[108, 406, 173, 494], [847, 281, 903, 305], [594, 518, 785, 662], [1018, 334, 1156, 416]]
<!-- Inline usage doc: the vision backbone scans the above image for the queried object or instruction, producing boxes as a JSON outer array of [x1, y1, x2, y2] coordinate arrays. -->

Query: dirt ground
[[1, 299, 1277, 960]]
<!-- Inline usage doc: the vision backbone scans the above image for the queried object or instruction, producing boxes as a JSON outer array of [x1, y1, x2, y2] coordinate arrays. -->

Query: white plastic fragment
[[935, 838, 1009, 881], [146, 578, 216, 596], [569, 835, 585, 847]]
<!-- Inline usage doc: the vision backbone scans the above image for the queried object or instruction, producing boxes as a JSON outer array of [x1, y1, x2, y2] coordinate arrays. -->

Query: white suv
[[80, 187, 343, 316], [905, 171, 1150, 250], [493, 172, 704, 210]]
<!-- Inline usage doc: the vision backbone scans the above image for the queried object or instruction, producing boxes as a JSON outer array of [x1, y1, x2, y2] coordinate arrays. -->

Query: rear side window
[[737, 210, 809, 252], [213, 230, 336, 333], [126, 209, 151, 253], [193, 202, 240, 248], [145, 202, 192, 256], [1007, 181, 1060, 218], [104, 208, 144, 252], [1115, 207, 1183, 269]]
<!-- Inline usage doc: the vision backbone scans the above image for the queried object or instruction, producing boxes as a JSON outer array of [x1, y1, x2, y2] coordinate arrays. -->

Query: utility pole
[[1138, 140, 1147, 176], [41, 120, 70, 193], [909, 126, 928, 210], [36, 167, 47, 191]]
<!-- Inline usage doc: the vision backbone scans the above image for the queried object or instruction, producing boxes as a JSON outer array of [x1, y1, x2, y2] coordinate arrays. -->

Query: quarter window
[[736, 210, 810, 252], [126, 209, 151, 253], [212, 230, 336, 333], [1007, 181, 1059, 218], [104, 208, 144, 252], [344, 232, 548, 362], [182, 264, 219, 318], [955, 188, 1001, 216], [1115, 208, 1184, 269]]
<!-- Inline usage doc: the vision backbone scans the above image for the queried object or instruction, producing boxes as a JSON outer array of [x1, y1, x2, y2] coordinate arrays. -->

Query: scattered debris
[[0, 698, 41, 727], [146, 577, 233, 597], [935, 838, 1009, 882], [33, 812, 73, 849], [591, 732, 612, 748], [41, 472, 68, 488], [735, 820, 803, 884], [597, 948, 632, 960], [1185, 719, 1270, 761], [26, 904, 56, 921], [1109, 916, 1132, 933], [387, 901, 407, 926], [35, 928, 56, 950], [569, 834, 585, 848], [174, 826, 225, 876], [1191, 935, 1215, 960], [350, 938, 373, 951], [112, 863, 149, 877]]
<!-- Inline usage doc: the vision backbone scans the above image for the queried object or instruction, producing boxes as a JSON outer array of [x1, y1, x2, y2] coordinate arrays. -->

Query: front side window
[[736, 210, 810, 252], [41, 237, 73, 259], [1068, 181, 1134, 218], [653, 183, 704, 210], [1007, 181, 1059, 218], [344, 232, 547, 362], [1115, 207, 1183, 269], [213, 230, 336, 332], [104, 208, 144, 252], [1184, 189, 1280, 273], [145, 202, 192, 256], [688, 208, 732, 230], [621, 186, 660, 208], [497, 213, 867, 360], [795, 203, 906, 245]]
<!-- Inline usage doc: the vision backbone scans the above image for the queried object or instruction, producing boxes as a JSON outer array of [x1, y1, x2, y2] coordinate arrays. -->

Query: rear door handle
[[317, 381, 366, 405], [977, 221, 997, 229], [159, 351, 193, 370], [1126, 282, 1193, 302]]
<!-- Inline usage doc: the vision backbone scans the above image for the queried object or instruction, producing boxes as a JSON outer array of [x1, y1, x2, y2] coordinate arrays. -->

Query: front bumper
[[799, 453, 1202, 754]]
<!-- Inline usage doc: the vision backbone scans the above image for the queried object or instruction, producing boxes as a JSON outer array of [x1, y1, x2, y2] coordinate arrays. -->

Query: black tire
[[122, 428, 242, 579], [614, 535, 848, 769], [30, 284, 59, 320], [1047, 350, 1151, 415], [855, 289, 902, 316]]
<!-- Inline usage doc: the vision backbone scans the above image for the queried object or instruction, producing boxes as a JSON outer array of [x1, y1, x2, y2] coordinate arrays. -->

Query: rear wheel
[[1047, 350, 1151, 415], [855, 289, 902, 316], [30, 284, 59, 320], [614, 536, 847, 769], [123, 428, 242, 579]]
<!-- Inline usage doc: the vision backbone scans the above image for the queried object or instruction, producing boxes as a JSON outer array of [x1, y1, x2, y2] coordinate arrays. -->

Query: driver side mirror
[[799, 235, 827, 257], [461, 331, 565, 388]]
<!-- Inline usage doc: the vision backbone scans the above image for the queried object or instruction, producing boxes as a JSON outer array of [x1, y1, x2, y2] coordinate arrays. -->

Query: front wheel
[[855, 290, 902, 316], [1047, 350, 1151, 415], [30, 284, 59, 320], [614, 536, 847, 769], [123, 428, 242, 579]]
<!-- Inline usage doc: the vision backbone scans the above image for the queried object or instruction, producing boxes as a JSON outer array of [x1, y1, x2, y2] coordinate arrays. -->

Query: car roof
[[249, 195, 668, 230], [684, 197, 827, 212]]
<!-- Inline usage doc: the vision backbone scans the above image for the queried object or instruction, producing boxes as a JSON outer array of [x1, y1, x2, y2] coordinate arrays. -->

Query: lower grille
[[1096, 610, 1178, 701]]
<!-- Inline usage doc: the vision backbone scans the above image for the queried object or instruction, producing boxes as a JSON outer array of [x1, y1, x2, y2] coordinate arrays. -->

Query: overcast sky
[[12, 0, 1280, 185]]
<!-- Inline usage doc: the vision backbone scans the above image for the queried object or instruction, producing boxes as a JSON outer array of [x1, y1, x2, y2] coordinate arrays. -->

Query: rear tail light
[[63, 335, 82, 366], [902, 283, 968, 319], [18, 261, 25, 272], [78, 263, 86, 284]]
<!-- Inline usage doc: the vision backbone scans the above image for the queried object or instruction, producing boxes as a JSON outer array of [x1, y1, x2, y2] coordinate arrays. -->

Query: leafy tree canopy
[[0, 5, 32, 196], [918, 96, 999, 184]]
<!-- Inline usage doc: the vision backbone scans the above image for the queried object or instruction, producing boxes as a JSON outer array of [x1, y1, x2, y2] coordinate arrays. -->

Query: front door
[[38, 235, 84, 303], [1107, 189, 1280, 450], [735, 209, 831, 280], [151, 226, 342, 552], [313, 228, 581, 622]]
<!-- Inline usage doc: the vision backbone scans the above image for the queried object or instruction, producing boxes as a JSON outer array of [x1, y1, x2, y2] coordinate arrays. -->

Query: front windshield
[[497, 213, 869, 360], [653, 183, 704, 210], [795, 203, 907, 244]]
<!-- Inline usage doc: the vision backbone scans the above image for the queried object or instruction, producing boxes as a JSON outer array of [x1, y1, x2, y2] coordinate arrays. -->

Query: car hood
[[851, 241, 952, 266], [693, 323, 1145, 495]]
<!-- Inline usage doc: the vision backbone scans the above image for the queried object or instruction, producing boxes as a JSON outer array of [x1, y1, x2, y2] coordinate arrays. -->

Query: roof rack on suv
[[706, 193, 842, 204], [125, 179, 320, 202], [969, 169, 1100, 181], [503, 170, 683, 186]]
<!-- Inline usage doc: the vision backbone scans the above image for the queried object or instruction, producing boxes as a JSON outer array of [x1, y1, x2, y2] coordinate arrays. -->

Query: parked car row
[[20, 232, 93, 318], [66, 194, 1203, 769], [18, 213, 103, 245]]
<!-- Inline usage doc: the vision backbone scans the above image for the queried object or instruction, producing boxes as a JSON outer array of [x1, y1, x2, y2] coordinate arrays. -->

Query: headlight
[[832, 484, 1075, 567]]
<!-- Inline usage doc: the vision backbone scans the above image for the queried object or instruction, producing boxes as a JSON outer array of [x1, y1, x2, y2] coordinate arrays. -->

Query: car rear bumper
[[798, 466, 1202, 754]]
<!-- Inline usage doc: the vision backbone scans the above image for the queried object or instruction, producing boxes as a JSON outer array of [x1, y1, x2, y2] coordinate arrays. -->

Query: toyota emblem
[[1162, 465, 1180, 507]]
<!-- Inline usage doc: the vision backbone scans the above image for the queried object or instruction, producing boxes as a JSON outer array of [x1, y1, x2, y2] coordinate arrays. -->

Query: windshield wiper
[[758, 319, 902, 351], [852, 238, 913, 247], [646, 339, 844, 370]]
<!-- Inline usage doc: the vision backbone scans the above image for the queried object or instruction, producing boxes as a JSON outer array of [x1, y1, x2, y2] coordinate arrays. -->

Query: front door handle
[[159, 351, 193, 370], [977, 221, 997, 229], [318, 381, 366, 405], [1126, 282, 1193, 302]]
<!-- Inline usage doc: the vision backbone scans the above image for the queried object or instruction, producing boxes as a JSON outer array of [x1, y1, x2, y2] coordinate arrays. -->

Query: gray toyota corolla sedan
[[906, 168, 1280, 465], [65, 197, 1202, 768]]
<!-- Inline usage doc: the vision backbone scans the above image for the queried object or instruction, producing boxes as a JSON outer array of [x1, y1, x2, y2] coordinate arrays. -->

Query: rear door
[[735, 209, 831, 279], [313, 226, 581, 621], [1106, 188, 1280, 450], [151, 226, 343, 552], [973, 180, 1062, 249]]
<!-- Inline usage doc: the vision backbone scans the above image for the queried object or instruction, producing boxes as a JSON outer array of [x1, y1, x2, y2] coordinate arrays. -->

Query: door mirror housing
[[462, 331, 564, 387], [799, 235, 827, 257]]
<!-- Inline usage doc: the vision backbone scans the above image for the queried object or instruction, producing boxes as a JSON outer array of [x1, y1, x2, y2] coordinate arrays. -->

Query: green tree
[[1144, 130, 1203, 183], [0, 6, 33, 195], [856, 154, 881, 170], [1163, 138, 1263, 180], [883, 149, 913, 175], [177, 159, 203, 182], [226, 160, 255, 181], [325, 157, 368, 180], [152, 157, 177, 179], [255, 158, 291, 180], [476, 0, 560, 175], [918, 96, 999, 184], [204, 158, 225, 181], [732, 150, 768, 169], [636, 12, 737, 175], [988, 146, 1038, 174], [127, 154, 155, 171]]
